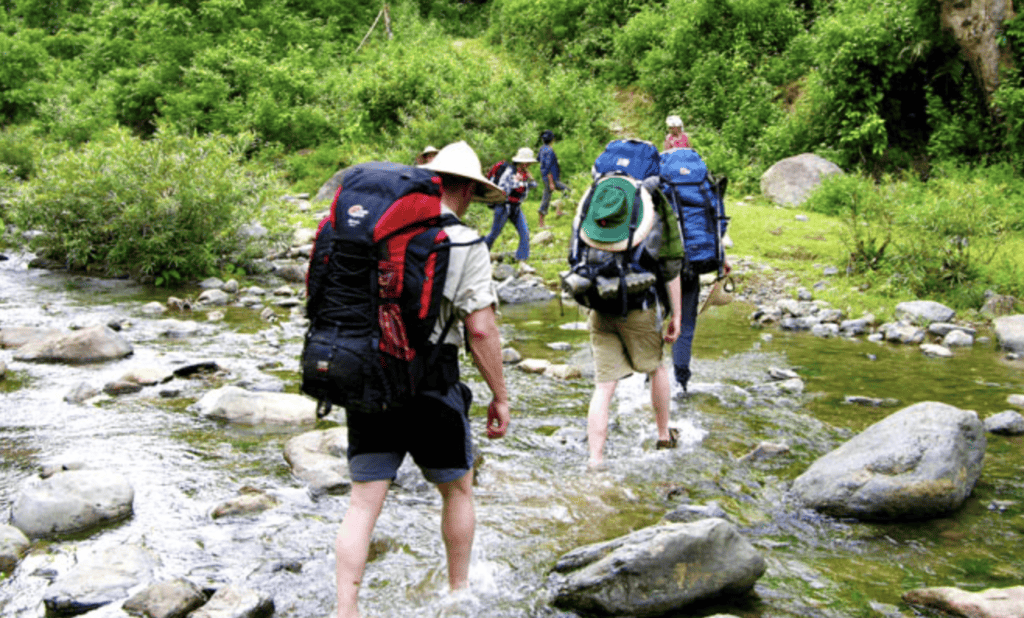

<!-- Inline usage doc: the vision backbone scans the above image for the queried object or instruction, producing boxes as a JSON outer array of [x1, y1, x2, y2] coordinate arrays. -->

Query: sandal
[[656, 427, 680, 450]]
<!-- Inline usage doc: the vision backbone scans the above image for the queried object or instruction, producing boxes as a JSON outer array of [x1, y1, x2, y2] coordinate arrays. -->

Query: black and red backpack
[[302, 161, 479, 416]]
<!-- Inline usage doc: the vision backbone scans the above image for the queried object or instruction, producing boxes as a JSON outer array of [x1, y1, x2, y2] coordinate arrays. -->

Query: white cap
[[666, 115, 683, 128], [511, 147, 537, 163], [420, 141, 505, 203]]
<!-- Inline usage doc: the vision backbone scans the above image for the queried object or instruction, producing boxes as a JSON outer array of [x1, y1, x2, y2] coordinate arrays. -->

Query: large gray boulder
[[791, 401, 985, 521], [191, 386, 317, 426], [283, 428, 351, 495], [43, 544, 155, 615], [994, 315, 1024, 354], [0, 326, 62, 349], [760, 153, 843, 206], [12, 325, 132, 364], [551, 519, 766, 617], [11, 469, 134, 538], [496, 276, 556, 305]]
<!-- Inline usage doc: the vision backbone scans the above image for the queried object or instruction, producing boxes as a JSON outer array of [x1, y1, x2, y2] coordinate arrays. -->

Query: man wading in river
[[332, 142, 512, 618]]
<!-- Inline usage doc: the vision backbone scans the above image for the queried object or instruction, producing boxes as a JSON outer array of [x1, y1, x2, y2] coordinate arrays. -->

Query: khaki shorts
[[589, 307, 665, 383]]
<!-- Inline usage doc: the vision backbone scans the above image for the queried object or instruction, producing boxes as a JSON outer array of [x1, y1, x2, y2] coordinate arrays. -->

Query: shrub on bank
[[13, 127, 290, 284]]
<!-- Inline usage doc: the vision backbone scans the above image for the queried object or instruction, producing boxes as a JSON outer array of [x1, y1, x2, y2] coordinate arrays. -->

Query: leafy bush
[[0, 125, 37, 180], [15, 127, 289, 283]]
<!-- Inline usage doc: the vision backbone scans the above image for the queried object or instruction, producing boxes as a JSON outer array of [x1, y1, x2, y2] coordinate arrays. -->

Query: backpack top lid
[[329, 161, 444, 244], [579, 177, 656, 253], [659, 148, 709, 185], [592, 139, 661, 182]]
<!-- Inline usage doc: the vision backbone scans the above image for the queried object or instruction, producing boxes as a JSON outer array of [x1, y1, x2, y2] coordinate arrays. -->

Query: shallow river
[[1, 255, 1023, 618]]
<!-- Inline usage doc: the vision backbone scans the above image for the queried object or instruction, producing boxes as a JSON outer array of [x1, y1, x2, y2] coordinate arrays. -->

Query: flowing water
[[1, 255, 1023, 618]]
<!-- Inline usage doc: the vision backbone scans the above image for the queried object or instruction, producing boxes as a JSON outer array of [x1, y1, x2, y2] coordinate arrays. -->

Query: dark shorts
[[346, 382, 474, 485]]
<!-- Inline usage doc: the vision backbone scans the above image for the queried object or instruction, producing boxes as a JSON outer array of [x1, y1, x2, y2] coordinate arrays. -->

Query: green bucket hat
[[579, 177, 655, 252]]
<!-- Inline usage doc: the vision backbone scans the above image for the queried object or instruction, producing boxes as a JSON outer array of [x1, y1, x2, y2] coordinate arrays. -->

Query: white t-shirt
[[430, 205, 497, 346]]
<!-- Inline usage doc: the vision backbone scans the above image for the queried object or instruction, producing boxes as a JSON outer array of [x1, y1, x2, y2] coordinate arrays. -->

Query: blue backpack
[[592, 139, 661, 181], [658, 148, 729, 277]]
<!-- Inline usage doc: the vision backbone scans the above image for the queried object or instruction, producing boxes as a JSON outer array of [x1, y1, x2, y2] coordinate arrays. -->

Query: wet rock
[[274, 262, 307, 283], [810, 323, 838, 338], [140, 301, 167, 315], [12, 325, 133, 364], [501, 347, 522, 364], [199, 277, 225, 289], [903, 585, 1024, 618], [158, 319, 200, 339], [839, 317, 873, 337], [895, 300, 956, 325], [928, 322, 976, 338], [496, 276, 556, 304], [981, 294, 1020, 318], [738, 442, 790, 463], [191, 386, 317, 426], [123, 578, 207, 618], [760, 153, 843, 206], [791, 401, 985, 521], [881, 322, 925, 344], [44, 545, 155, 616], [104, 380, 144, 395], [190, 585, 274, 618], [0, 524, 30, 573], [283, 428, 351, 494], [920, 343, 953, 358], [492, 263, 515, 280], [551, 518, 766, 616], [943, 329, 974, 347], [197, 289, 230, 306], [167, 296, 192, 312], [11, 469, 134, 538], [984, 411, 1024, 435], [546, 364, 583, 380], [120, 366, 175, 386], [222, 279, 239, 294], [211, 487, 279, 519], [663, 502, 729, 523], [518, 359, 551, 374], [994, 315, 1024, 354]]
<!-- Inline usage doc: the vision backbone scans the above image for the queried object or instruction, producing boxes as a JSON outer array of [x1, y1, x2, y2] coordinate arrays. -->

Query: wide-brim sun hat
[[577, 176, 656, 252], [419, 145, 439, 157], [666, 115, 683, 128], [699, 276, 734, 314], [420, 141, 506, 203], [511, 147, 538, 164]]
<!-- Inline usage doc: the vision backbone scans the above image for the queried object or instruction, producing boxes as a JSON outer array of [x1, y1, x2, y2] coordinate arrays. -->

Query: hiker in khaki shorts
[[571, 175, 685, 469]]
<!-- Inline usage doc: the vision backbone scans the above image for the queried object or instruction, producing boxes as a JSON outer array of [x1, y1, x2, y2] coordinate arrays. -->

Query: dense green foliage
[[0, 0, 1022, 309], [13, 127, 288, 283]]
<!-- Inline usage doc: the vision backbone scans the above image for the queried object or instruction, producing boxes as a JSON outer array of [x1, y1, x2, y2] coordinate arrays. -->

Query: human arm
[[464, 305, 510, 439], [663, 274, 682, 343]]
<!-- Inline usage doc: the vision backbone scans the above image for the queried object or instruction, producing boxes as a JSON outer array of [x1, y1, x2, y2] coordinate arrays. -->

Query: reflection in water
[[2, 257, 1024, 618]]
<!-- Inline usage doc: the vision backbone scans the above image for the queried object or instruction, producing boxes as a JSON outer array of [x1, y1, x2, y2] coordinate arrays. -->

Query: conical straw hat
[[699, 276, 734, 315]]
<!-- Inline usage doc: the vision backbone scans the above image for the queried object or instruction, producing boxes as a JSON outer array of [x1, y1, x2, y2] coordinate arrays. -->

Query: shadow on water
[[2, 259, 1024, 618]]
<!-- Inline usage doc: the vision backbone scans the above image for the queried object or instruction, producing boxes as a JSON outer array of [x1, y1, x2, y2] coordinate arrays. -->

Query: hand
[[486, 400, 510, 439], [723, 258, 732, 276], [664, 315, 681, 344]]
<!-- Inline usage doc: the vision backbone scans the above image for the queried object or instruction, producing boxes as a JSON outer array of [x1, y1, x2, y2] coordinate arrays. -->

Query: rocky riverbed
[[2, 241, 1024, 618]]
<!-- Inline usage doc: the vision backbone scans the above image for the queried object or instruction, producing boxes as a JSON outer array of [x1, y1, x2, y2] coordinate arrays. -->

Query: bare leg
[[651, 364, 672, 442], [437, 470, 475, 589], [587, 380, 618, 468], [336, 480, 390, 618]]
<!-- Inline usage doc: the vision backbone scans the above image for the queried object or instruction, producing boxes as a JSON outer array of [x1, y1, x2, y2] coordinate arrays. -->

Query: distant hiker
[[415, 144, 439, 165], [538, 130, 569, 228], [327, 141, 511, 618], [663, 115, 690, 151], [484, 147, 538, 262]]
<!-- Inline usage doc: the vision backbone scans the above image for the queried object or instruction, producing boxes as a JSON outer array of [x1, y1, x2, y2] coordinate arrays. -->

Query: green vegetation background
[[1, 0, 1022, 318]]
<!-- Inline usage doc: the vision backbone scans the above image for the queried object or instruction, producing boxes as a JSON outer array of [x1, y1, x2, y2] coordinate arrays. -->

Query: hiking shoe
[[656, 428, 680, 450], [560, 272, 591, 295], [595, 276, 621, 299], [624, 272, 657, 295]]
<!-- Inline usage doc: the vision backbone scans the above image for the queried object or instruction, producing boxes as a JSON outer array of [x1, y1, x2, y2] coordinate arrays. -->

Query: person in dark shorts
[[334, 141, 511, 618]]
